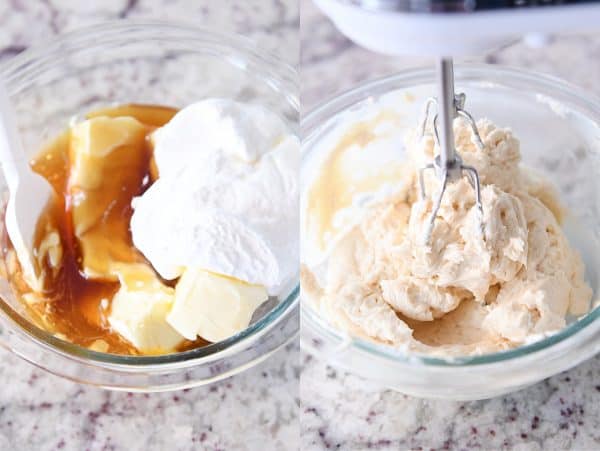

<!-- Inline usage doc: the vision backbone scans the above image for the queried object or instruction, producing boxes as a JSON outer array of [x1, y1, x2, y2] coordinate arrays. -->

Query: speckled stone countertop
[[300, 1, 600, 450], [0, 1, 299, 451]]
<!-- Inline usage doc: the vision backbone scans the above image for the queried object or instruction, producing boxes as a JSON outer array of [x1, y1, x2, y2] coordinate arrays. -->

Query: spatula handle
[[0, 80, 29, 190]]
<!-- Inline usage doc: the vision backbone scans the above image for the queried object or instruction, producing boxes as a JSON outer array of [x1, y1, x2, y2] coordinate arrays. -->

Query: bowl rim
[[0, 20, 298, 102], [0, 21, 300, 368], [301, 62, 600, 367]]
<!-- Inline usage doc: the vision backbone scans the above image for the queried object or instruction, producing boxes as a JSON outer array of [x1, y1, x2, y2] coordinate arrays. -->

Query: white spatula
[[0, 81, 53, 292]]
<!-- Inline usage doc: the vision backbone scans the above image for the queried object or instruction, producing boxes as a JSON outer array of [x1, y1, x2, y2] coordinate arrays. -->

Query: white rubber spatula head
[[0, 81, 53, 292]]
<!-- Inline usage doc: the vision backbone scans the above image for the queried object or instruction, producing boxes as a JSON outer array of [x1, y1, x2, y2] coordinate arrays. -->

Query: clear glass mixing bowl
[[301, 65, 600, 400], [0, 22, 299, 391]]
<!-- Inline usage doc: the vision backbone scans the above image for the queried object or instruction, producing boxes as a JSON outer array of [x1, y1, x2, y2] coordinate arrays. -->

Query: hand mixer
[[313, 0, 600, 243], [417, 58, 484, 244]]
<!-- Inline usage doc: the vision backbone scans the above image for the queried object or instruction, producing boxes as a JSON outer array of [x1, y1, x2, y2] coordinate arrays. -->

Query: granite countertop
[[0, 1, 299, 450], [300, 1, 600, 450]]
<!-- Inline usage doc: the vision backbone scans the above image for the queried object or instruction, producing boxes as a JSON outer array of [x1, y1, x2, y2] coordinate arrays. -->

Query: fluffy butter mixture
[[302, 116, 592, 356]]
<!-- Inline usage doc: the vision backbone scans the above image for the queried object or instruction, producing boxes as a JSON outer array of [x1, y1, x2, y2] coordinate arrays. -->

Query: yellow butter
[[167, 268, 268, 343], [108, 263, 183, 353]]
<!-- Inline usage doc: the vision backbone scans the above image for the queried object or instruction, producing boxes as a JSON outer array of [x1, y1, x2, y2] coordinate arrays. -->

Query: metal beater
[[418, 59, 485, 245]]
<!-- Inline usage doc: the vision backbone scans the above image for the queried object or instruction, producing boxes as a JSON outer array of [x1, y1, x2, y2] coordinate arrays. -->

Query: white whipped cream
[[131, 99, 299, 295]]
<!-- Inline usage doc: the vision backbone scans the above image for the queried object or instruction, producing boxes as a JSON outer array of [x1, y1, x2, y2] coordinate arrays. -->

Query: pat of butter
[[108, 263, 183, 353], [70, 116, 148, 190], [68, 116, 149, 280], [167, 268, 268, 343], [37, 231, 62, 269]]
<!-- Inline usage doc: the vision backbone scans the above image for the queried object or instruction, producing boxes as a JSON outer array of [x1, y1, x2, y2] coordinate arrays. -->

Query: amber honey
[[6, 104, 208, 355]]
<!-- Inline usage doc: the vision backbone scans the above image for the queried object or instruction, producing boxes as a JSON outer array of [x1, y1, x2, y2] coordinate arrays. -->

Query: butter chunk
[[37, 230, 62, 269], [70, 116, 148, 190], [167, 268, 268, 343], [108, 263, 183, 353], [68, 116, 149, 279]]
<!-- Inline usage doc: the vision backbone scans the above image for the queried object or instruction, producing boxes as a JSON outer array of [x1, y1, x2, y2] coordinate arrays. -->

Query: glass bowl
[[301, 65, 600, 400], [0, 22, 299, 391]]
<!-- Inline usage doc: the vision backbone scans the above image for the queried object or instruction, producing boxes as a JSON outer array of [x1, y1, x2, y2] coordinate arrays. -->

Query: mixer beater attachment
[[418, 59, 485, 245]]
